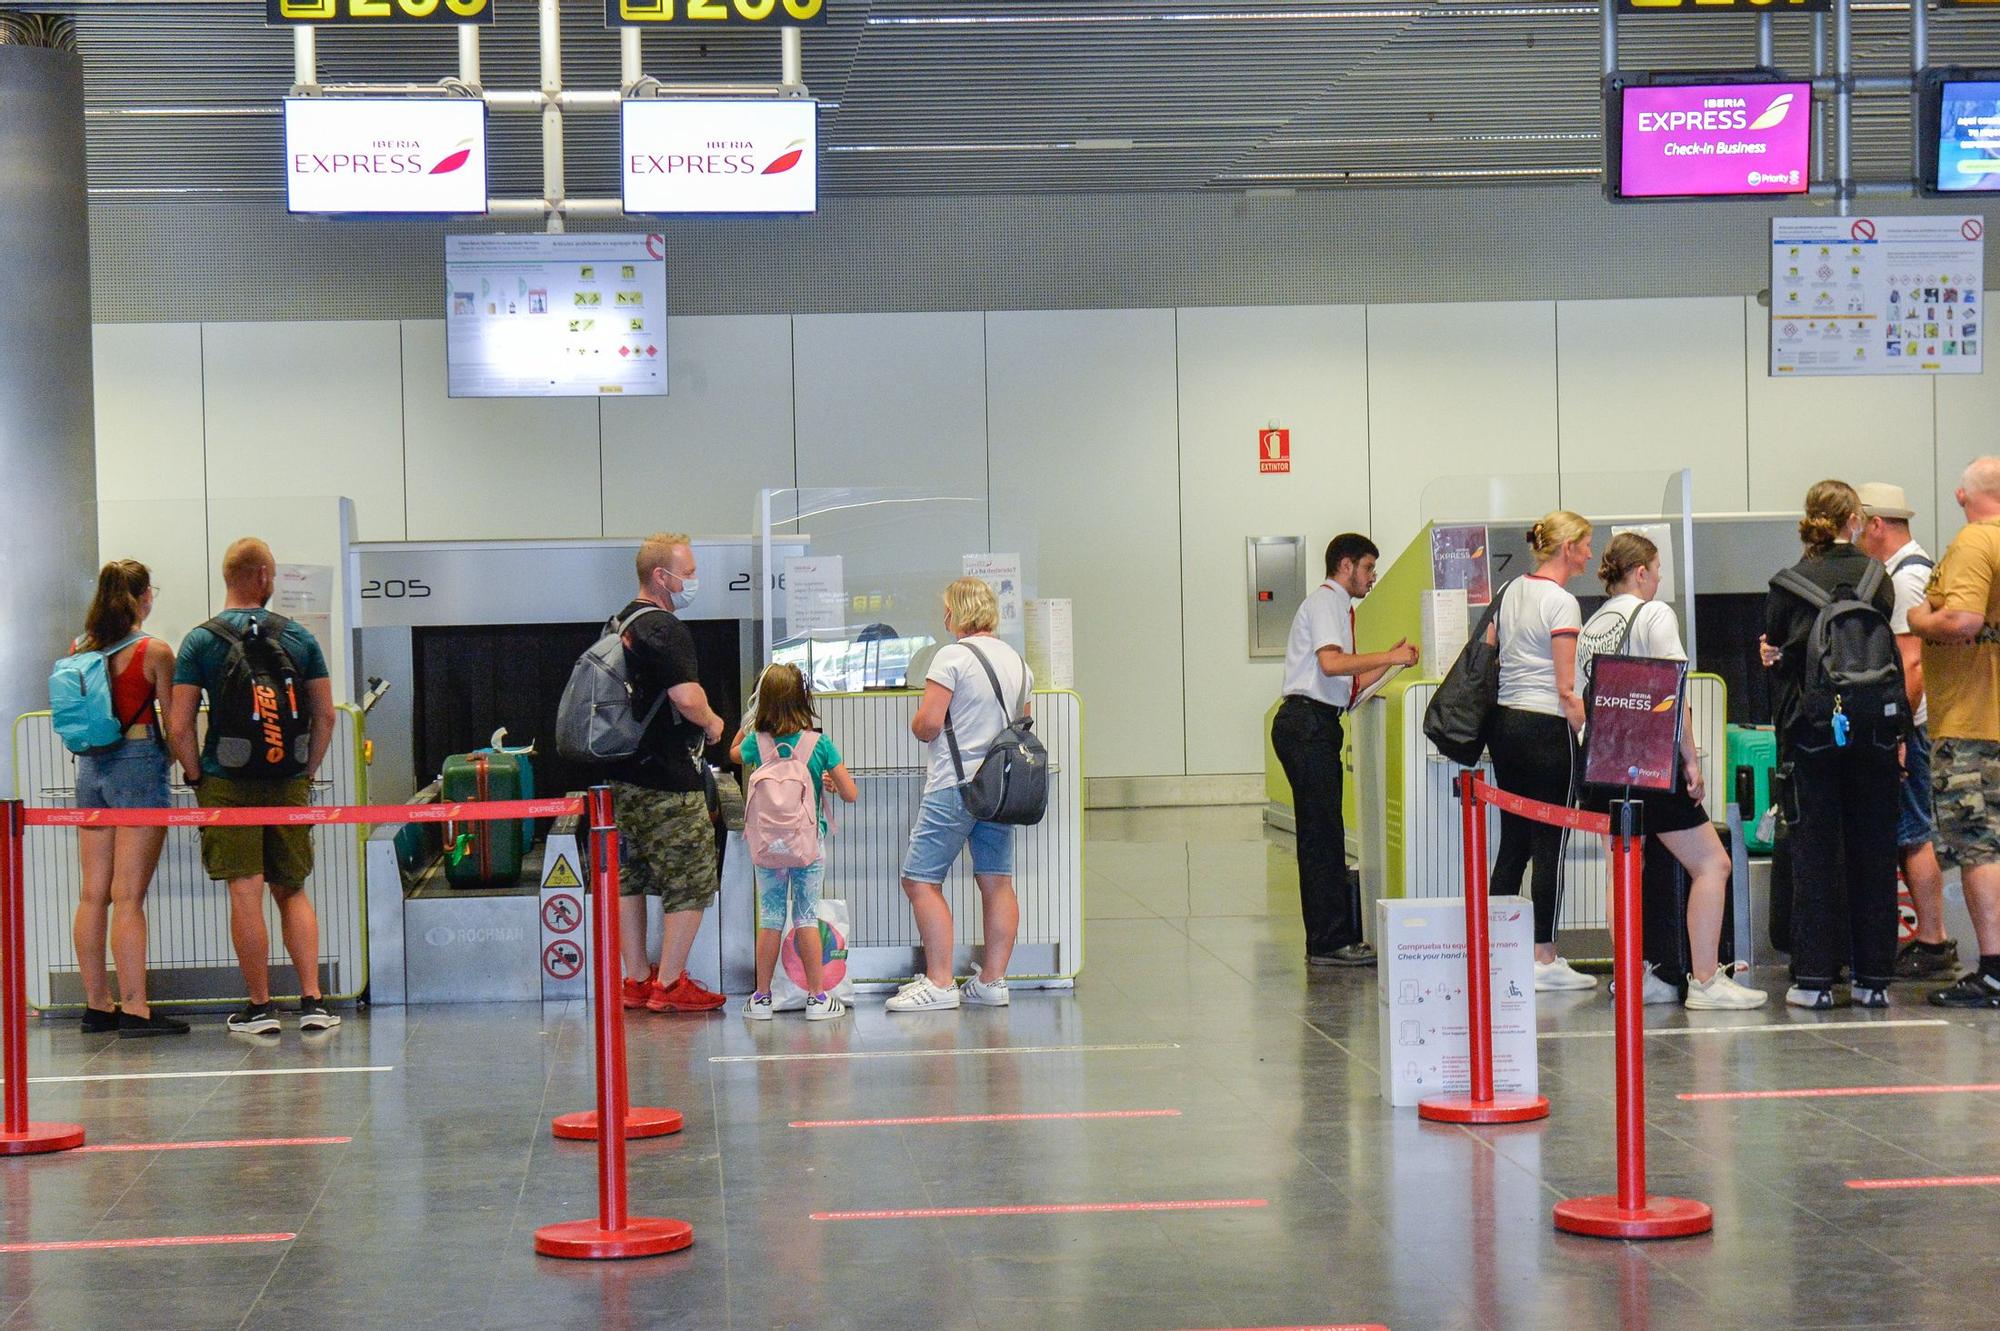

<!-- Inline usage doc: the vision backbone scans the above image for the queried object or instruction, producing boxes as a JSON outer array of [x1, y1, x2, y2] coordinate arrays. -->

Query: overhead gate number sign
[[1771, 215, 1985, 376], [1616, 0, 1829, 11], [607, 0, 826, 24], [268, 0, 495, 23]]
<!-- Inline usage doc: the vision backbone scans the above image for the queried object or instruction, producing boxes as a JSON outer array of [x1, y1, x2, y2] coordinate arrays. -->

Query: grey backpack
[[555, 606, 674, 764], [945, 640, 1049, 826]]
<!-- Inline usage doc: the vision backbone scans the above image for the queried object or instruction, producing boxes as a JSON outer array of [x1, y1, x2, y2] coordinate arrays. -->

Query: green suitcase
[[1726, 724, 1779, 853], [442, 750, 525, 887]]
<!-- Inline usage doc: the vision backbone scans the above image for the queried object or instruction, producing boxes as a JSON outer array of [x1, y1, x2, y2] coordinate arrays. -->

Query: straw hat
[[1856, 482, 1914, 521]]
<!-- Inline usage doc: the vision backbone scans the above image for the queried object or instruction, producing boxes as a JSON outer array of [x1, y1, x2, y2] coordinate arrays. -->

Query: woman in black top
[[1764, 480, 1903, 1010]]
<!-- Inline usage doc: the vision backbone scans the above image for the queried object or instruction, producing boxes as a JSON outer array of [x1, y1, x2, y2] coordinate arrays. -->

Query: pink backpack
[[745, 730, 823, 869]]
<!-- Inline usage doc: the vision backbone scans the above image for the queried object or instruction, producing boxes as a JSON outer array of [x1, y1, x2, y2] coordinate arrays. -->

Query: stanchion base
[[534, 1216, 693, 1260], [1418, 1093, 1550, 1124], [551, 1106, 683, 1141], [0, 1122, 85, 1156], [1553, 1194, 1713, 1239]]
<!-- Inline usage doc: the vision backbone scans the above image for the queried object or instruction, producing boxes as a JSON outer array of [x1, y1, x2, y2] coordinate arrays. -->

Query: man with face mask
[[610, 532, 728, 1013], [1271, 533, 1419, 967]]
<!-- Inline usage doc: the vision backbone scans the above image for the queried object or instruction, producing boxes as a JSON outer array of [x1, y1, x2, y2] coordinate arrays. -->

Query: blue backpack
[[49, 633, 148, 756]]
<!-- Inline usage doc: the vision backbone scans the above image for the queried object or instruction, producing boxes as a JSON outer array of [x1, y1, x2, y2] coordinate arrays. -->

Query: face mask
[[669, 576, 699, 611]]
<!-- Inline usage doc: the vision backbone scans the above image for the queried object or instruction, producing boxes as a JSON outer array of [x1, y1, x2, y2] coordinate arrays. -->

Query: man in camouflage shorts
[[604, 533, 730, 1014], [1911, 458, 2000, 1008]]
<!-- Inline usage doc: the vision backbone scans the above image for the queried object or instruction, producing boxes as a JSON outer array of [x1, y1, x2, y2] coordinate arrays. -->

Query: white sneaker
[[962, 975, 1010, 1007], [742, 992, 773, 1021], [885, 976, 961, 1012], [1608, 961, 1678, 1005], [805, 992, 846, 1021], [1685, 963, 1770, 1011], [1534, 957, 1599, 992]]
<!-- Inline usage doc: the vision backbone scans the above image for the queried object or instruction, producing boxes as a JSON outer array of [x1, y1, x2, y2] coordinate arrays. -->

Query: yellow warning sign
[[543, 854, 582, 890]]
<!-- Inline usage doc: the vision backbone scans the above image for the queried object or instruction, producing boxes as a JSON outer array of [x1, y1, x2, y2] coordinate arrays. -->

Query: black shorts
[[1580, 770, 1708, 835]]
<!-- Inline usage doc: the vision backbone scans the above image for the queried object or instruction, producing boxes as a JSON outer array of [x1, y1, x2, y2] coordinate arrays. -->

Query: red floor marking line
[[0, 1232, 295, 1254], [791, 1109, 1182, 1129], [813, 1198, 1267, 1221], [76, 1136, 352, 1154], [1171, 1325, 1390, 1331], [1846, 1174, 2000, 1191], [1680, 1082, 2000, 1102]]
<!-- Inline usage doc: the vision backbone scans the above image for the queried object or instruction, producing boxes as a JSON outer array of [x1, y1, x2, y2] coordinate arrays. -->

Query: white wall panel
[[1555, 297, 1749, 515], [1745, 300, 1940, 551], [601, 315, 795, 538], [400, 320, 602, 541], [95, 499, 211, 654], [93, 323, 205, 503], [987, 309, 1183, 779], [1366, 301, 1561, 563], [1176, 305, 1371, 775], [1933, 293, 1998, 545], [792, 312, 988, 493], [201, 320, 406, 543]]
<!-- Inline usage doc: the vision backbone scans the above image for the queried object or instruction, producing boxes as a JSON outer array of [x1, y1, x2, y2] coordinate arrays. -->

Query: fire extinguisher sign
[[1259, 427, 1291, 474]]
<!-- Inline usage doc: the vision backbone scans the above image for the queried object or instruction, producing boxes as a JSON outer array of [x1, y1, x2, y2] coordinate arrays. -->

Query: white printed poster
[[1771, 215, 1985, 376], [783, 556, 845, 635], [1024, 598, 1075, 691], [961, 553, 1025, 642], [274, 563, 335, 647]]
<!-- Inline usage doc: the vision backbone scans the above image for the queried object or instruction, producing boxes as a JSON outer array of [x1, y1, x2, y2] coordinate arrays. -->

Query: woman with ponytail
[[1765, 481, 1902, 1010], [69, 560, 186, 1037], [1490, 510, 1597, 991]]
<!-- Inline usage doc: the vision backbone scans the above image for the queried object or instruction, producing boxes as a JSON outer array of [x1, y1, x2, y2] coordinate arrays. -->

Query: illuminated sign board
[[285, 98, 488, 215], [1606, 78, 1811, 200], [1921, 71, 2000, 195], [622, 99, 817, 214], [606, 0, 825, 25], [445, 234, 669, 398], [1615, 0, 1829, 12], [268, 0, 495, 24]]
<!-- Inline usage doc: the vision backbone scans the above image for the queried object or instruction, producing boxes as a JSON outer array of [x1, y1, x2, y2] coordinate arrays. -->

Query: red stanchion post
[[1554, 798, 1711, 1239], [0, 800, 84, 1156], [536, 786, 692, 1260], [1421, 773, 1550, 1125], [550, 784, 682, 1144]]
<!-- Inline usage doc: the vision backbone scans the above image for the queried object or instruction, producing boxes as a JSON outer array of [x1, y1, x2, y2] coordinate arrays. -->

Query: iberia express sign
[[607, 0, 826, 24], [269, 0, 495, 22], [622, 99, 817, 214]]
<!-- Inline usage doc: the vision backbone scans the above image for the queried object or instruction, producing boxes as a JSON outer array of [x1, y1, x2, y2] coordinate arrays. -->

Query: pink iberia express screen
[[1619, 83, 1811, 198]]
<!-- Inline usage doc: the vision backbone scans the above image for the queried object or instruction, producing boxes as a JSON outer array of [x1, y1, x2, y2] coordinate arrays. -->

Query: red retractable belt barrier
[[1, 801, 84, 1155], [20, 796, 584, 829], [1417, 773, 1552, 1126], [1553, 798, 1712, 1240], [534, 785, 693, 1261]]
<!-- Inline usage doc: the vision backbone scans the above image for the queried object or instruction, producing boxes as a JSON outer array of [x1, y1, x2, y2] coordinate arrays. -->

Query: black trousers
[[1788, 744, 1901, 990], [1272, 696, 1358, 954], [1489, 707, 1576, 946]]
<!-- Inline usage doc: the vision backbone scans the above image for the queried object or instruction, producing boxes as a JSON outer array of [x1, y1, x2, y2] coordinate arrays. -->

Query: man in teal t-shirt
[[166, 538, 339, 1037]]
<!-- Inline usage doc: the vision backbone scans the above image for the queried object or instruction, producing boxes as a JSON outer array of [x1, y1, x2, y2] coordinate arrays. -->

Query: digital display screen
[[622, 99, 817, 215], [444, 234, 668, 399], [1611, 81, 1811, 200], [285, 98, 487, 215], [1931, 80, 2000, 193]]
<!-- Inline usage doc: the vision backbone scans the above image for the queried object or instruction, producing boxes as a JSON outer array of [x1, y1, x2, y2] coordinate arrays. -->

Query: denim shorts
[[73, 739, 171, 810], [901, 788, 1014, 884], [754, 860, 824, 932], [1899, 725, 1937, 850]]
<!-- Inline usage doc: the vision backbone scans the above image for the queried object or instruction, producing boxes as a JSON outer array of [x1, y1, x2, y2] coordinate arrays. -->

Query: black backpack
[[1422, 581, 1511, 768], [202, 613, 311, 779], [945, 640, 1048, 826], [1769, 562, 1907, 753]]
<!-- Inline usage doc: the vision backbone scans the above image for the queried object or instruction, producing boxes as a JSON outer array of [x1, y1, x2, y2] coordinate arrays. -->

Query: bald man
[[169, 538, 339, 1035], [1910, 459, 2000, 1008]]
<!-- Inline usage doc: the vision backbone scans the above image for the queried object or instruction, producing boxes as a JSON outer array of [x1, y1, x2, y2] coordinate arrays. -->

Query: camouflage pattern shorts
[[1932, 738, 2000, 872], [609, 783, 719, 911]]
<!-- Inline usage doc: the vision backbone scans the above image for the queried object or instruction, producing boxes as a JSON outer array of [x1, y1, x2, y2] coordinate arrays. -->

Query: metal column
[[0, 17, 96, 800]]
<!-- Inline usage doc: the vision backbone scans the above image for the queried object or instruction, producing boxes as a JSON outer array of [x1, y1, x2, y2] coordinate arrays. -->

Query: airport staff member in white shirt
[[1271, 534, 1418, 968]]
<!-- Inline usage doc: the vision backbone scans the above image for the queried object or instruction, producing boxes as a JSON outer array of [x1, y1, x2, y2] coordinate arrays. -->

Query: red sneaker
[[621, 966, 658, 1010], [646, 971, 727, 1013]]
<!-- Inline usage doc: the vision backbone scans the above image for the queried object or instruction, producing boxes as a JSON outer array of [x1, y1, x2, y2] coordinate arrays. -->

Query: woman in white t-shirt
[[1490, 510, 1594, 991], [885, 577, 1034, 1013], [1577, 533, 1767, 1011]]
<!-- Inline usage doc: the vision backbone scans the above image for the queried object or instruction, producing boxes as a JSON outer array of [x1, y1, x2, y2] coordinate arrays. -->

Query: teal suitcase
[[442, 750, 525, 887], [1726, 725, 1779, 853]]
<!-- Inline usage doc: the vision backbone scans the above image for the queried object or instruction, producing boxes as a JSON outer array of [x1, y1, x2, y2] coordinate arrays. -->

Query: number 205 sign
[[606, 0, 826, 24]]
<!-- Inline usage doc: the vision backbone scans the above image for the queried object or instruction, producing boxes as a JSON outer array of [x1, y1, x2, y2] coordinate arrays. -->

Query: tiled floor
[[7, 807, 2000, 1330]]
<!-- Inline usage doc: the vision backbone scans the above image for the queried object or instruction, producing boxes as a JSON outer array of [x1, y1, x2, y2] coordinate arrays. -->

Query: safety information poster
[[445, 233, 668, 398], [1770, 215, 1985, 377]]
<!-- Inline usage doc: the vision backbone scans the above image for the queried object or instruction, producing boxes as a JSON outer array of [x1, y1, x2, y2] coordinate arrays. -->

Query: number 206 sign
[[607, 0, 825, 24]]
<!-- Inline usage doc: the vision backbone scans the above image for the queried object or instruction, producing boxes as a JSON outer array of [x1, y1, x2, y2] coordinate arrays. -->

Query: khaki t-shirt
[[1921, 518, 2000, 742]]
